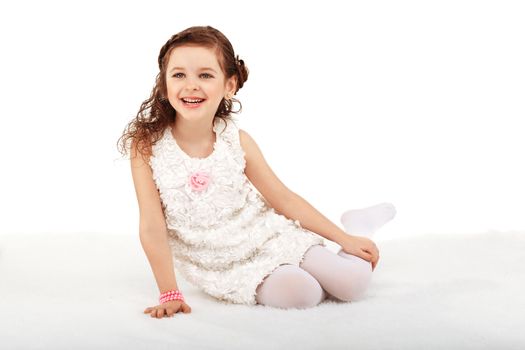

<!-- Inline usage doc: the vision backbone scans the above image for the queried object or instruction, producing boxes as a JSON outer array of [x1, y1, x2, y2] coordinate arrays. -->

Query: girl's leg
[[255, 264, 327, 309], [299, 245, 373, 302]]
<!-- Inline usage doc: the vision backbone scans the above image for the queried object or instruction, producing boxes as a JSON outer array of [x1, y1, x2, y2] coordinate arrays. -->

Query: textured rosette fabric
[[148, 117, 325, 305], [189, 171, 211, 192]]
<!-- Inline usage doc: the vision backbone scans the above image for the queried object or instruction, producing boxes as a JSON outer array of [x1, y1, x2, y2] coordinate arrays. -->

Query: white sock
[[340, 202, 397, 237]]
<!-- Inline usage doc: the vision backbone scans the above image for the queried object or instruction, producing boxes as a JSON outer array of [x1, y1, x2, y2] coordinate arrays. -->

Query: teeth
[[182, 98, 204, 103]]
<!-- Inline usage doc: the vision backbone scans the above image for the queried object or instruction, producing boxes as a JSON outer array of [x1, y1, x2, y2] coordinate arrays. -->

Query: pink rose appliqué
[[189, 171, 211, 192]]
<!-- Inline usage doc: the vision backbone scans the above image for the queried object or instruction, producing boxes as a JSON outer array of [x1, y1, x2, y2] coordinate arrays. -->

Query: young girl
[[118, 26, 396, 318]]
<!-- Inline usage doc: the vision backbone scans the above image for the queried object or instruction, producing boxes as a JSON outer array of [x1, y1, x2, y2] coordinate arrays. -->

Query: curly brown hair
[[116, 25, 249, 162]]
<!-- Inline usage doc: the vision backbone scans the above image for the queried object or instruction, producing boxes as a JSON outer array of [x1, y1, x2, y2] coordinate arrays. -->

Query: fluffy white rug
[[0, 231, 523, 349]]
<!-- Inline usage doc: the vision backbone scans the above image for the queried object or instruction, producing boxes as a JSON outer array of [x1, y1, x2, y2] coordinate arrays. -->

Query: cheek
[[208, 85, 225, 97], [166, 82, 179, 95]]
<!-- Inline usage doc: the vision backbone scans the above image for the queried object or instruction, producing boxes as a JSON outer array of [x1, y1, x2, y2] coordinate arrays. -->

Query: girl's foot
[[340, 202, 396, 237]]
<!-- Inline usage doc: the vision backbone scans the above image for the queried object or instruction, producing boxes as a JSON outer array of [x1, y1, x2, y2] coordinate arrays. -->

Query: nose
[[184, 76, 200, 91]]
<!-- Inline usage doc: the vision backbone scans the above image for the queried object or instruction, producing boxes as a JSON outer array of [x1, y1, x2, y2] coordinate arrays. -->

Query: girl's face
[[165, 45, 236, 122]]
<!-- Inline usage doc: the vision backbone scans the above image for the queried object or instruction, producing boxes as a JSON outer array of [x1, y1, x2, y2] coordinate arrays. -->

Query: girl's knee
[[292, 277, 325, 309], [255, 264, 324, 309], [275, 265, 324, 309]]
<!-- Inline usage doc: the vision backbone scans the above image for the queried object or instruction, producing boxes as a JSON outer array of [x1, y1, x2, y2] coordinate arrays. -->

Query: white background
[[0, 0, 523, 239]]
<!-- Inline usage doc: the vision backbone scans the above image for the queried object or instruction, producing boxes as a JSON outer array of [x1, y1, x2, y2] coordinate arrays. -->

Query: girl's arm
[[139, 232, 180, 294], [271, 192, 348, 244], [130, 141, 179, 294]]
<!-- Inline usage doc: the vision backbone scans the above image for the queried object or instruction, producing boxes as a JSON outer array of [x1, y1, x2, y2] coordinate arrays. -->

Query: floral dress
[[148, 117, 326, 305]]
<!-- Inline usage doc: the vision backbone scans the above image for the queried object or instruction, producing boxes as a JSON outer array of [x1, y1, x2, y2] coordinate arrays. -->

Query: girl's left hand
[[338, 234, 380, 271]]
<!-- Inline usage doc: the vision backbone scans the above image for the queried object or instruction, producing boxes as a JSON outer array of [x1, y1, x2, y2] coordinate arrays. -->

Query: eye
[[171, 73, 214, 79]]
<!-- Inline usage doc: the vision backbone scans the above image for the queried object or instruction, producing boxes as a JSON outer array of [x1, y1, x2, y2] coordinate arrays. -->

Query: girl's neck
[[171, 117, 216, 145]]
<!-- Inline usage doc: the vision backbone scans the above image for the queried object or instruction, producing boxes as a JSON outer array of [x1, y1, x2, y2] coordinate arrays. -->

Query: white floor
[[0, 231, 523, 349]]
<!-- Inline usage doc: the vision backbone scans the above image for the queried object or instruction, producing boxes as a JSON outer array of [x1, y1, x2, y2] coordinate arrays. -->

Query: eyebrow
[[169, 66, 218, 73]]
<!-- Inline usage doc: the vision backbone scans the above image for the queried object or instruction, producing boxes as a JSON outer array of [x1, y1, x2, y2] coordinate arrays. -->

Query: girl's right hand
[[338, 234, 380, 271], [144, 300, 192, 318]]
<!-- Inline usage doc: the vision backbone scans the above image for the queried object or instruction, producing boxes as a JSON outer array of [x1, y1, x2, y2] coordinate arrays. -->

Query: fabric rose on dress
[[189, 171, 211, 192]]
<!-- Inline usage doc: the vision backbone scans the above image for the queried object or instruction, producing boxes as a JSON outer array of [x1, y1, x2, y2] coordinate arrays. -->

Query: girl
[[118, 26, 396, 318]]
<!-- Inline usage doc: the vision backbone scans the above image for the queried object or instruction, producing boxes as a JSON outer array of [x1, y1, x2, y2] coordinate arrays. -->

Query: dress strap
[[217, 118, 240, 146], [218, 117, 246, 169]]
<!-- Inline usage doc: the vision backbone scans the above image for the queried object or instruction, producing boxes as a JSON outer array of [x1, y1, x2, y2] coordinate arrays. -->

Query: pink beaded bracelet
[[159, 290, 185, 304]]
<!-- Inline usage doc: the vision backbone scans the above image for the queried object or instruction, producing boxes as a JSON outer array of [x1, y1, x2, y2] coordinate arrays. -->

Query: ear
[[225, 75, 237, 95]]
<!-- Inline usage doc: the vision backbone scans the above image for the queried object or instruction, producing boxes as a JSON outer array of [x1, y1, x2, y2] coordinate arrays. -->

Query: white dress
[[148, 117, 326, 305]]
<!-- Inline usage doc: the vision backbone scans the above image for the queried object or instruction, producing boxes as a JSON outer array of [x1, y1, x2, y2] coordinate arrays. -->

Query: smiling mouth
[[181, 98, 206, 104]]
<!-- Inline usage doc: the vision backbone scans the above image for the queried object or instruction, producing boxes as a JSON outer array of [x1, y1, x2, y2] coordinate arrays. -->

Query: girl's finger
[[361, 247, 373, 254], [361, 250, 373, 261], [373, 256, 380, 270], [182, 303, 191, 313], [366, 248, 379, 261]]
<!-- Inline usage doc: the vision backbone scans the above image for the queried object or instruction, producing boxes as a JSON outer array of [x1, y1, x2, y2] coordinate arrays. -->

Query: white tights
[[255, 202, 396, 309], [255, 244, 373, 309]]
